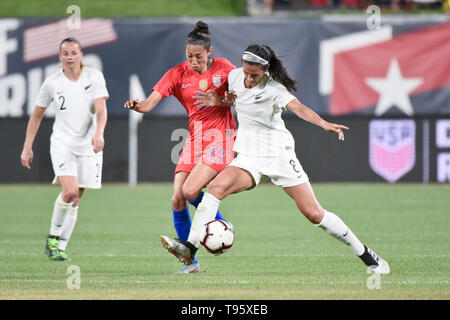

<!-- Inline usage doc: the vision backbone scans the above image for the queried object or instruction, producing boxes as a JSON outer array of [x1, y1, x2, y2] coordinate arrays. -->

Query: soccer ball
[[200, 219, 234, 255]]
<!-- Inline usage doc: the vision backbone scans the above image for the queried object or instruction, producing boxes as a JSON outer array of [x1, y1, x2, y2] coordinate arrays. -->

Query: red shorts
[[175, 129, 236, 174]]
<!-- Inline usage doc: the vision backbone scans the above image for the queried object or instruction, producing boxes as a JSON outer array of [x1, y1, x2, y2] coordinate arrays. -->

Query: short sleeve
[[35, 79, 53, 108], [217, 59, 236, 93], [273, 82, 296, 110], [153, 67, 179, 99], [227, 68, 240, 93], [93, 70, 109, 100]]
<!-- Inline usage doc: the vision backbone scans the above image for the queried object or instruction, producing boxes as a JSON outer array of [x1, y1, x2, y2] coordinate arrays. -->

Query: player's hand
[[322, 122, 349, 141], [222, 91, 236, 105], [124, 99, 141, 112], [193, 90, 220, 108], [92, 134, 105, 153], [20, 148, 33, 170]]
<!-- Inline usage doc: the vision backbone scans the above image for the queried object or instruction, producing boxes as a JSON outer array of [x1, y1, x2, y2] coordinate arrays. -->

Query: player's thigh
[[182, 164, 218, 201], [283, 182, 324, 223], [58, 175, 80, 200], [51, 151, 78, 197], [78, 188, 85, 199], [208, 166, 255, 200], [173, 171, 189, 193], [172, 171, 189, 210]]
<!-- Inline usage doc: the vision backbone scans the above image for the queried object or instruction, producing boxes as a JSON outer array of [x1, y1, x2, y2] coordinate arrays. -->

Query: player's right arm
[[124, 90, 162, 113], [286, 98, 348, 141], [193, 61, 236, 108], [193, 90, 235, 108], [124, 65, 180, 113], [20, 106, 46, 170]]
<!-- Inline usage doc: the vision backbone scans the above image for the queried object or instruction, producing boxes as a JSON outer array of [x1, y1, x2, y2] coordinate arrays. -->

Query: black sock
[[185, 242, 198, 259], [358, 245, 379, 266]]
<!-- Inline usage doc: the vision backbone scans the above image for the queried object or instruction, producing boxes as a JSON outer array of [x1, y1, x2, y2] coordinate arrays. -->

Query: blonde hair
[[59, 37, 84, 69]]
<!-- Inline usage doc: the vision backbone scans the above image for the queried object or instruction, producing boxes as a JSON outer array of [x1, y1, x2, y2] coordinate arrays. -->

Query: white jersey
[[228, 68, 296, 157], [36, 66, 109, 156]]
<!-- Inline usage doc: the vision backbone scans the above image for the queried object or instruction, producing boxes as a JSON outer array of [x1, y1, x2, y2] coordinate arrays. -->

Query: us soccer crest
[[213, 75, 221, 88], [199, 79, 208, 91], [369, 120, 415, 183]]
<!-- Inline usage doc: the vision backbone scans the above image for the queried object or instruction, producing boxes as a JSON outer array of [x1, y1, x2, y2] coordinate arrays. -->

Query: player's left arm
[[286, 98, 349, 141], [92, 97, 108, 153]]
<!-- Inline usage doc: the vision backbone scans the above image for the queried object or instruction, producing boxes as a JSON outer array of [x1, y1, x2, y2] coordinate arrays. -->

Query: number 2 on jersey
[[58, 96, 67, 110]]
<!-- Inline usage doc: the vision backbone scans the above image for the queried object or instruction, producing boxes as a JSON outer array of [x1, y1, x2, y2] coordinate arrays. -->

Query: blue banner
[[1, 16, 449, 118]]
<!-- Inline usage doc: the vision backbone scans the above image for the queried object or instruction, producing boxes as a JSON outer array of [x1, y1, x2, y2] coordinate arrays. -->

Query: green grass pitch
[[0, 183, 449, 300]]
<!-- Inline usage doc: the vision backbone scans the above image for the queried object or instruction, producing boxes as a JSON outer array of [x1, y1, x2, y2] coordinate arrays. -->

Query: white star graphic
[[365, 59, 423, 116]]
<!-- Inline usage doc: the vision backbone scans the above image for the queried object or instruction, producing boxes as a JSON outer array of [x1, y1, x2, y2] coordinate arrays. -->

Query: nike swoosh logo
[[343, 229, 349, 237], [59, 163, 65, 168], [57, 91, 64, 94], [85, 84, 92, 90], [182, 84, 191, 88], [255, 95, 262, 100]]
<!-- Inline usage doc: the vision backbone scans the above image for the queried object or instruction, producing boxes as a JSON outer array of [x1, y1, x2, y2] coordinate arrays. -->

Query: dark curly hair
[[185, 21, 211, 50]]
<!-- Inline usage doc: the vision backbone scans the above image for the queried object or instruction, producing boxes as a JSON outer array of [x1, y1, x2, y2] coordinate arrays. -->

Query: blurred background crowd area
[[248, 0, 449, 15], [0, 0, 448, 18]]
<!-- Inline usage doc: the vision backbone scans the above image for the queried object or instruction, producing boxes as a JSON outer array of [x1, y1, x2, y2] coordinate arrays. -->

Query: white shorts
[[51, 151, 103, 189], [228, 151, 309, 188]]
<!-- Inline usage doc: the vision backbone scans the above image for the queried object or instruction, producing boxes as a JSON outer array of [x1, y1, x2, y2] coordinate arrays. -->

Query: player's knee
[[72, 198, 80, 208], [171, 193, 186, 211], [301, 206, 324, 224], [61, 190, 78, 204], [181, 184, 201, 203], [207, 180, 228, 199]]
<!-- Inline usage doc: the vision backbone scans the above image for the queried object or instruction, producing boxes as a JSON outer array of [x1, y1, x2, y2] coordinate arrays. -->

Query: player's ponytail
[[185, 21, 211, 50], [242, 44, 297, 92]]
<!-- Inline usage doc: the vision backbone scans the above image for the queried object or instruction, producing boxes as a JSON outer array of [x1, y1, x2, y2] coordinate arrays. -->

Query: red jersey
[[153, 58, 237, 173], [153, 58, 236, 135]]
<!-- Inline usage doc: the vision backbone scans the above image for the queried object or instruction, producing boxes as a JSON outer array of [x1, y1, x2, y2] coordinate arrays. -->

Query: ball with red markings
[[200, 219, 234, 255]]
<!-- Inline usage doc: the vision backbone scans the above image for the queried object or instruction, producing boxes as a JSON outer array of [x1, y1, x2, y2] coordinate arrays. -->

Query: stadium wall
[[1, 17, 449, 183], [1, 16, 449, 119], [2, 116, 449, 184]]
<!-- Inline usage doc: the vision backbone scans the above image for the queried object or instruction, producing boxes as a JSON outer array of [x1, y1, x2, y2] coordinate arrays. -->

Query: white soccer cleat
[[175, 261, 200, 274], [160, 235, 194, 265], [369, 256, 390, 274], [363, 246, 390, 274]]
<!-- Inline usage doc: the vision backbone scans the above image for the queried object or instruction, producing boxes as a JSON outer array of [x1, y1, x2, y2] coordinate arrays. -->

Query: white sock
[[187, 192, 221, 248], [315, 210, 365, 256], [58, 206, 78, 251], [49, 193, 72, 237]]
